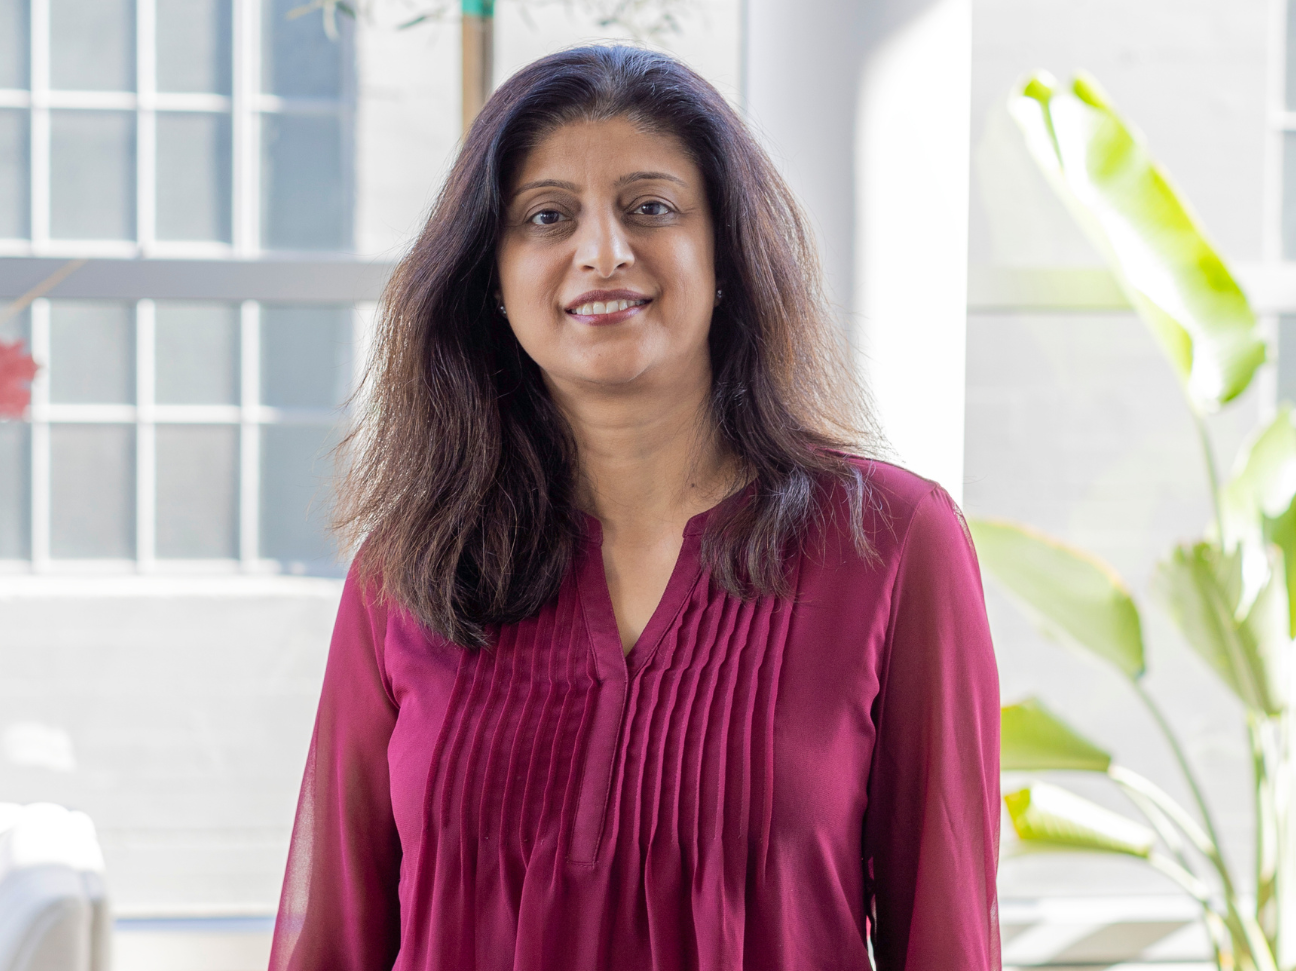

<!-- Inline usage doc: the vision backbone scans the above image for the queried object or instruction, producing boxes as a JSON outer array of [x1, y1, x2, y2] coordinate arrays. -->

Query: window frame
[[0, 293, 367, 576], [0, 0, 357, 258], [0, 0, 373, 576]]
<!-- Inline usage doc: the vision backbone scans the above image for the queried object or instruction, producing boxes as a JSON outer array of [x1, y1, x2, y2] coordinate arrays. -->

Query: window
[[0, 0, 353, 256], [0, 0, 361, 574], [0, 299, 355, 572]]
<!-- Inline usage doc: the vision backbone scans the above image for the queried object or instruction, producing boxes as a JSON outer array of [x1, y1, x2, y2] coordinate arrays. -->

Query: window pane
[[0, 421, 29, 558], [262, 0, 345, 98], [1287, 133, 1296, 260], [0, 303, 31, 387], [0, 0, 29, 89], [50, 300, 135, 404], [0, 305, 29, 346], [0, 109, 28, 238], [156, 112, 231, 242], [155, 302, 238, 405], [50, 423, 135, 558], [50, 0, 134, 91], [261, 114, 347, 251], [50, 110, 136, 240], [1281, 315, 1296, 405], [260, 424, 335, 567], [1289, 0, 1296, 110], [157, 0, 231, 94], [156, 424, 238, 558], [260, 305, 351, 408], [0, 308, 32, 557]]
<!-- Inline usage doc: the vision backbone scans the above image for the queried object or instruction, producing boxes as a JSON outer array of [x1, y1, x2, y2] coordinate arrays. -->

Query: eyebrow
[[616, 171, 687, 188], [512, 178, 579, 195], [510, 171, 688, 198]]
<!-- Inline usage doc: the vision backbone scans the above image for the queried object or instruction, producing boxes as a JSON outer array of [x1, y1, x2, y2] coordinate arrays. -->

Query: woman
[[270, 45, 1000, 971]]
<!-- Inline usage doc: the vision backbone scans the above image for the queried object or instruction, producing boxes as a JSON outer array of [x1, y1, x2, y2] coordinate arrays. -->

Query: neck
[[550, 376, 735, 541]]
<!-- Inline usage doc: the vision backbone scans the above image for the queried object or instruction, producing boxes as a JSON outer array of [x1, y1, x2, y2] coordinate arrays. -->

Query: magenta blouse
[[269, 460, 1001, 971]]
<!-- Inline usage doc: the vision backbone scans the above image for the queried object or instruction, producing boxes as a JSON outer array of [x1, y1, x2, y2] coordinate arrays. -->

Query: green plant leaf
[[1001, 698, 1113, 772], [968, 518, 1145, 678], [1224, 406, 1296, 525], [1152, 543, 1284, 715], [1222, 405, 1296, 635], [1005, 781, 1155, 857], [1267, 502, 1296, 638], [1009, 71, 1264, 413]]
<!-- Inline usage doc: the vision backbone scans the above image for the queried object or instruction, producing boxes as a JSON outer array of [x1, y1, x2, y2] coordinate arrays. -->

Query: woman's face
[[497, 115, 717, 400]]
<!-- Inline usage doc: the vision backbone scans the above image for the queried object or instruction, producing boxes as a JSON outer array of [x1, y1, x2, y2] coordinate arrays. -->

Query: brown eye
[[529, 210, 565, 226], [635, 201, 670, 216]]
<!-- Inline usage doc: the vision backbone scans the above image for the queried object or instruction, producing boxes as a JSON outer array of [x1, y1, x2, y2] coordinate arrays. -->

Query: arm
[[863, 487, 1001, 970], [269, 567, 403, 971]]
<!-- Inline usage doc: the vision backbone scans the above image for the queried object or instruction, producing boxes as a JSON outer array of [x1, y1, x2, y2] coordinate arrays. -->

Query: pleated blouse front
[[269, 461, 1002, 971]]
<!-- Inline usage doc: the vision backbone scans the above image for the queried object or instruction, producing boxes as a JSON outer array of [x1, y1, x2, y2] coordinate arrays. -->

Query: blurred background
[[0, 0, 1286, 967]]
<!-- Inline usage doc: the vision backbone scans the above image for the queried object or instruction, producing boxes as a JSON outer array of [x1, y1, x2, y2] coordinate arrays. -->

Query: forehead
[[509, 116, 701, 194]]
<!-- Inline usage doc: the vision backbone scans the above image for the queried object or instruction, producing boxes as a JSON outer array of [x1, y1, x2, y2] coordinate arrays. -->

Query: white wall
[[355, 13, 462, 259], [745, 0, 972, 501], [495, 0, 742, 106], [0, 578, 340, 913]]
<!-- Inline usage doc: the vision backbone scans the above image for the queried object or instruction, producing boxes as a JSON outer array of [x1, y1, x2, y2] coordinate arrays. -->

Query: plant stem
[[1195, 412, 1227, 544], [1140, 674, 1228, 871], [1120, 779, 1230, 968], [1133, 681, 1281, 970], [1113, 760, 1259, 969], [1111, 765, 1213, 856], [1250, 713, 1279, 957]]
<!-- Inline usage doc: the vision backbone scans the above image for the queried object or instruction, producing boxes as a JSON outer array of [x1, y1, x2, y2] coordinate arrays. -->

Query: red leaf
[[0, 339, 39, 419]]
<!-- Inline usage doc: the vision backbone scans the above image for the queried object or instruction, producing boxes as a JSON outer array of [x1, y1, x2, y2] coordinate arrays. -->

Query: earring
[[715, 288, 723, 304], [498, 303, 507, 317]]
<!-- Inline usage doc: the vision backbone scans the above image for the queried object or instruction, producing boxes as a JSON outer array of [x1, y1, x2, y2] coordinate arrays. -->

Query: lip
[[564, 289, 652, 325]]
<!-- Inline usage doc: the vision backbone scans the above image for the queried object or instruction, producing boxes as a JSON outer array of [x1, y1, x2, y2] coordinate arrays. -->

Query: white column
[[744, 0, 972, 503]]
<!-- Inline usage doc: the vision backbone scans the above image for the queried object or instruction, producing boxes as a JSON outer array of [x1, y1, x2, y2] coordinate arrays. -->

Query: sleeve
[[862, 486, 1001, 970], [269, 565, 404, 971]]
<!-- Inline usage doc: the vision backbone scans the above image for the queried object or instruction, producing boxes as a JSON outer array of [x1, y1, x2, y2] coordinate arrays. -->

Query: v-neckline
[[575, 506, 713, 680]]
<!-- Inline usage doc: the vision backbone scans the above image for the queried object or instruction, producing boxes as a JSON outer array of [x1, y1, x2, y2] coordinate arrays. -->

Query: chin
[[563, 347, 660, 388], [568, 365, 655, 390]]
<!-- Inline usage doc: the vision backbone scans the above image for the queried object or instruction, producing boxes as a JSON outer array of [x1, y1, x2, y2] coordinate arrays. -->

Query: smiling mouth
[[567, 298, 650, 317]]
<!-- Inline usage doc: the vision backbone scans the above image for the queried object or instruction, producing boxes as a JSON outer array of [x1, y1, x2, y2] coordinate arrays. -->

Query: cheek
[[498, 237, 558, 310], [666, 237, 716, 319], [503, 311, 553, 369]]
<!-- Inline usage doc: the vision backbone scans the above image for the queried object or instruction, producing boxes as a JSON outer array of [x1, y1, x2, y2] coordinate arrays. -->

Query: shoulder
[[817, 454, 969, 566], [332, 558, 404, 688], [339, 555, 389, 630], [338, 554, 463, 672]]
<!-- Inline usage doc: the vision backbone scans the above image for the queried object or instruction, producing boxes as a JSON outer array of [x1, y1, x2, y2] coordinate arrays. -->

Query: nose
[[574, 210, 633, 277]]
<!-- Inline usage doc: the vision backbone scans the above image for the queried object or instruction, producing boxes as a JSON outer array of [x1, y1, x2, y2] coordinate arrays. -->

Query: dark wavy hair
[[335, 44, 877, 648]]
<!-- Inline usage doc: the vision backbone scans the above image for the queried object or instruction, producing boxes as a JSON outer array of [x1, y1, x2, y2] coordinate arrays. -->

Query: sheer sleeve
[[269, 566, 403, 971], [862, 486, 1001, 970]]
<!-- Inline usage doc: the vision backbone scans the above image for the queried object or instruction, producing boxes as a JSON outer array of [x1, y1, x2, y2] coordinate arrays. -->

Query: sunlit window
[[0, 0, 352, 254], [0, 0, 357, 574], [0, 300, 352, 571]]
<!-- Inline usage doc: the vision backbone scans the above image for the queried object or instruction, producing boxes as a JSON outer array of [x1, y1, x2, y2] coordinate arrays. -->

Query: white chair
[[0, 804, 110, 971]]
